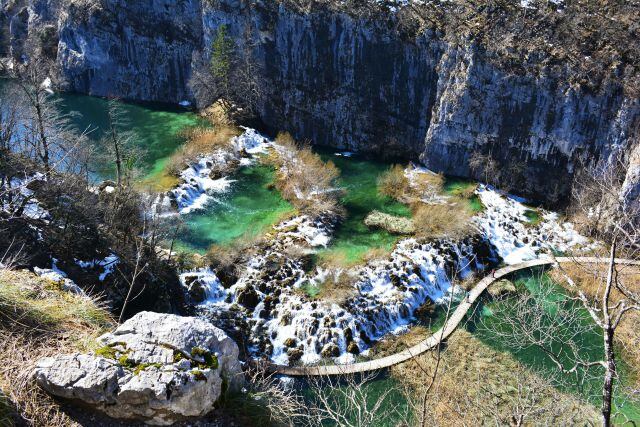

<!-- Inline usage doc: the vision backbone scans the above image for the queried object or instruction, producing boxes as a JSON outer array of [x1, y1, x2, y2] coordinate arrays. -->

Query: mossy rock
[[414, 297, 436, 321], [287, 348, 304, 362], [191, 347, 219, 369], [320, 343, 340, 358], [347, 342, 360, 355], [283, 337, 297, 348], [364, 210, 415, 235], [191, 369, 207, 382], [237, 286, 260, 310]]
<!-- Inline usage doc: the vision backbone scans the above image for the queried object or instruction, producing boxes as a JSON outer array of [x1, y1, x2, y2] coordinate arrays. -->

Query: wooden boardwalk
[[266, 256, 640, 376]]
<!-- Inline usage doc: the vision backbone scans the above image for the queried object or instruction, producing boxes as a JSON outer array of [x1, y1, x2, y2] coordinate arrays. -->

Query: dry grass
[[165, 125, 242, 176], [360, 246, 394, 264], [368, 325, 431, 358], [378, 165, 444, 207], [0, 269, 114, 426], [265, 133, 344, 218], [206, 232, 268, 271], [412, 202, 476, 240], [390, 329, 600, 425]]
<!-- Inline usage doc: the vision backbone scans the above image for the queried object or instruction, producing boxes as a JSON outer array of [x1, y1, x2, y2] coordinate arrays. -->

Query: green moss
[[95, 346, 118, 360], [173, 350, 185, 363], [191, 369, 207, 382], [524, 209, 542, 227], [133, 363, 163, 375], [468, 194, 484, 213], [118, 353, 137, 369], [191, 347, 219, 369]]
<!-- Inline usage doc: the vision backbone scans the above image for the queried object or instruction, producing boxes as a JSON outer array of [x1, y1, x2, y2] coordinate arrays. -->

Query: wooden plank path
[[264, 256, 640, 376]]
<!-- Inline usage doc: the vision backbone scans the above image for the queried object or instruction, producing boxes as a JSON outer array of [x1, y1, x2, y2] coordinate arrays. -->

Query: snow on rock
[[75, 254, 120, 281], [1, 173, 50, 221], [34, 259, 85, 295]]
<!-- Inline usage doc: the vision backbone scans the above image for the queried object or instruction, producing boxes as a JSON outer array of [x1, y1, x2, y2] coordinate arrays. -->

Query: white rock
[[35, 312, 243, 425]]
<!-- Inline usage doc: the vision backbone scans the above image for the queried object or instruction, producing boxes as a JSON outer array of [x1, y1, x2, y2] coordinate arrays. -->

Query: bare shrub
[[218, 367, 309, 426], [412, 203, 476, 240], [308, 271, 358, 305], [392, 329, 599, 425], [267, 133, 344, 218], [378, 164, 409, 202], [307, 372, 411, 427], [166, 125, 241, 176]]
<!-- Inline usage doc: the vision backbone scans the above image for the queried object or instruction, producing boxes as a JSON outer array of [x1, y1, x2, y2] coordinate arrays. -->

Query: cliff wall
[[2, 0, 638, 204]]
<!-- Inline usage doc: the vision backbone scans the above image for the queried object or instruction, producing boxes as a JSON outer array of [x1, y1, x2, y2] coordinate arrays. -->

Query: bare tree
[[307, 371, 411, 427], [100, 98, 143, 187], [483, 151, 640, 427]]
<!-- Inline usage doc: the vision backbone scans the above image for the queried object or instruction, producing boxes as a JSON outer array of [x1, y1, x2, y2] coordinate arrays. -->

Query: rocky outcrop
[[34, 311, 243, 426], [2, 0, 639, 204]]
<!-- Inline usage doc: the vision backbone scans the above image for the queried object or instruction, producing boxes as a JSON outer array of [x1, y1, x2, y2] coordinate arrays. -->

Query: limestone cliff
[[2, 0, 638, 204]]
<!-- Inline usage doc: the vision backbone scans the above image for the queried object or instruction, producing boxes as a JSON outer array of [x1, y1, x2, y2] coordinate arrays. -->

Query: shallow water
[[316, 150, 411, 265], [468, 269, 640, 421], [175, 164, 294, 253], [53, 91, 204, 181], [54, 91, 413, 258]]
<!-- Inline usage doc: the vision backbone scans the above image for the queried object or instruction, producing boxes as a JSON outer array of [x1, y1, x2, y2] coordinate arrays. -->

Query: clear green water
[[467, 269, 640, 422], [53, 90, 415, 258], [316, 151, 411, 265], [300, 373, 412, 426], [54, 92, 204, 181], [443, 176, 484, 212], [175, 164, 294, 253]]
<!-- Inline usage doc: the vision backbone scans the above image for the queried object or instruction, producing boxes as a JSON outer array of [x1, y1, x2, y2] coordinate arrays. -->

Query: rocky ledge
[[34, 312, 243, 426]]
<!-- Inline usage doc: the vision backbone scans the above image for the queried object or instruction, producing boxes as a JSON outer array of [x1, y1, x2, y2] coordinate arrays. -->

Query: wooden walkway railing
[[263, 256, 640, 376]]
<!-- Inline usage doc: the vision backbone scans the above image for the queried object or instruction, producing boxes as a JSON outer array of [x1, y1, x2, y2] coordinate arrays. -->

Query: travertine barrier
[[264, 257, 640, 376]]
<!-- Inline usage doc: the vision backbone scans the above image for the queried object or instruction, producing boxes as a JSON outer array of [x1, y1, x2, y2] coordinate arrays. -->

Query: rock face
[[34, 311, 243, 426], [2, 0, 639, 205]]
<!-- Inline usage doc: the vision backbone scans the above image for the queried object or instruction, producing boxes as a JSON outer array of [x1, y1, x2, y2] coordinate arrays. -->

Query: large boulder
[[34, 312, 243, 426]]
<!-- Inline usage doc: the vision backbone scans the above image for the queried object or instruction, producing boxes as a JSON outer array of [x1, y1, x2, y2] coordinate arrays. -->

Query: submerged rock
[[34, 312, 242, 426], [488, 279, 517, 298]]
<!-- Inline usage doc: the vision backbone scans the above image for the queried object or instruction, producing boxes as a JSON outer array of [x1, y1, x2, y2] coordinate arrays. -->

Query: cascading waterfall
[[173, 128, 596, 365]]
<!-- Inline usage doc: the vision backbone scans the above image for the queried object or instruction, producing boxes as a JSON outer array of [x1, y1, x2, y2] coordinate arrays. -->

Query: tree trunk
[[35, 96, 50, 168], [601, 327, 615, 427], [600, 240, 617, 427]]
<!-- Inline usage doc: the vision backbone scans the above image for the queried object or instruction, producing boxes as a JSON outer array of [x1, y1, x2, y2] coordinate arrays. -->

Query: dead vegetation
[[377, 165, 477, 240], [0, 269, 113, 426], [165, 125, 242, 177], [411, 203, 476, 240], [308, 271, 358, 305], [390, 329, 600, 425], [550, 262, 640, 388], [378, 165, 444, 206], [264, 133, 344, 218]]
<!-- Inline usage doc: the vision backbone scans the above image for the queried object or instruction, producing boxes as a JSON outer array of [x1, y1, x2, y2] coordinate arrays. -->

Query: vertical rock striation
[[2, 0, 639, 203]]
